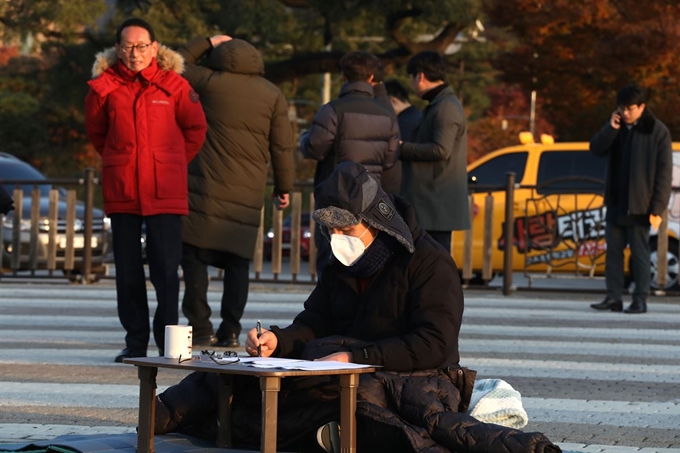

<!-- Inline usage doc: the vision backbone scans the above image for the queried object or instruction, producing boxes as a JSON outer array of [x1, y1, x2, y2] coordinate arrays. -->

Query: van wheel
[[648, 237, 679, 291]]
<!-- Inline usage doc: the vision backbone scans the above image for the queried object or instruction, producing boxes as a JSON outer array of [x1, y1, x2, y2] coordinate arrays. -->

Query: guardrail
[[0, 168, 107, 282], [2, 171, 678, 295]]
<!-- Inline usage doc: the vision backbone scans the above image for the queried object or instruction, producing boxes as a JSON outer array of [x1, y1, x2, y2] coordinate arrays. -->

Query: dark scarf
[[422, 82, 448, 103], [338, 232, 398, 279]]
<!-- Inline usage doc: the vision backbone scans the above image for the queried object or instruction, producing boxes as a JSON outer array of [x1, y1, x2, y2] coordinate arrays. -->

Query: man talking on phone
[[590, 84, 672, 314]]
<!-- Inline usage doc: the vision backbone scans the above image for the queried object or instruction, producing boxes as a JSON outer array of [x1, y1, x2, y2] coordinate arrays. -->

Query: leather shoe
[[193, 334, 217, 346], [114, 348, 147, 363], [624, 301, 647, 314], [590, 298, 623, 312], [215, 333, 240, 348]]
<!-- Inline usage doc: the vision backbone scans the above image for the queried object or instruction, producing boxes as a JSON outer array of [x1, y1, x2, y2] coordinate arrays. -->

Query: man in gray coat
[[589, 84, 672, 314], [178, 35, 294, 346], [400, 51, 470, 253]]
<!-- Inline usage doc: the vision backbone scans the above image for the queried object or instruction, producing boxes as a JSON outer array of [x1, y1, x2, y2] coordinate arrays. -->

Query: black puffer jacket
[[356, 370, 560, 453], [300, 81, 400, 187], [272, 195, 463, 369]]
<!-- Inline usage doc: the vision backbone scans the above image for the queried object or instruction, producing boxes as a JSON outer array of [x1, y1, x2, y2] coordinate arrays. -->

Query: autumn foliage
[[484, 0, 680, 140]]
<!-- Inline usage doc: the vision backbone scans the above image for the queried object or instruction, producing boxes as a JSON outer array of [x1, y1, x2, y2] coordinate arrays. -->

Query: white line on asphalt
[[460, 339, 680, 359], [467, 358, 680, 383], [2, 324, 678, 347], [0, 382, 166, 408], [461, 324, 680, 341], [558, 443, 680, 453]]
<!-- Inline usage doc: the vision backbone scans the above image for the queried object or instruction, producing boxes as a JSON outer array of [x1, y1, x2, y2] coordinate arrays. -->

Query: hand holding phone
[[610, 111, 621, 129]]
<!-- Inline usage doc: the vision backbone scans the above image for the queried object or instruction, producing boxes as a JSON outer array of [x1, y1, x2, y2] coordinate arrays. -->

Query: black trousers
[[181, 243, 249, 339], [427, 230, 452, 254], [605, 222, 651, 303], [111, 213, 181, 353]]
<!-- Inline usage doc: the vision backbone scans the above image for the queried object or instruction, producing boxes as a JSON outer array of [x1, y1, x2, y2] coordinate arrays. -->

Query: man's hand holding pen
[[245, 324, 277, 357]]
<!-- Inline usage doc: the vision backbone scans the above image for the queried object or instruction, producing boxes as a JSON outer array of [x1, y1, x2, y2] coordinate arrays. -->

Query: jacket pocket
[[154, 152, 187, 199], [102, 153, 136, 202]]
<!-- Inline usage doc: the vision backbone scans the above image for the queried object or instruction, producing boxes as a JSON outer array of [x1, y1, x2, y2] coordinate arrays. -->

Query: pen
[[256, 319, 262, 357]]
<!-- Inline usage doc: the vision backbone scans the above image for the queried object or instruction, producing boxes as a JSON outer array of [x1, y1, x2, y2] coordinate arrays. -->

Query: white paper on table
[[291, 361, 376, 371], [238, 357, 377, 370], [239, 357, 305, 366]]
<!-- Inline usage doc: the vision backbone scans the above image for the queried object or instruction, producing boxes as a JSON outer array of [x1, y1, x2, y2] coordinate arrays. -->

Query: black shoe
[[215, 332, 240, 348], [114, 348, 147, 363], [193, 334, 217, 346], [590, 298, 623, 312], [624, 301, 647, 314], [316, 421, 340, 453]]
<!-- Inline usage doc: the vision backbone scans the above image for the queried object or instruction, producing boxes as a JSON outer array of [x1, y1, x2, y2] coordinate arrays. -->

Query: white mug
[[164, 325, 192, 359]]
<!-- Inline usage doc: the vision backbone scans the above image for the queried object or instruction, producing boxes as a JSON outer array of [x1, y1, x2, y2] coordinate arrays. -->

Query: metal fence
[[0, 168, 107, 282], [2, 170, 678, 295]]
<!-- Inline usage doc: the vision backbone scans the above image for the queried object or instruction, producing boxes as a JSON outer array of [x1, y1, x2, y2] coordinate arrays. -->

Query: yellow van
[[452, 141, 680, 289]]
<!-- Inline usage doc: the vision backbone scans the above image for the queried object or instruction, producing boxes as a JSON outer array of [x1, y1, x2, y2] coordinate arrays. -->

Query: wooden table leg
[[136, 366, 158, 453], [259, 376, 281, 453], [216, 374, 233, 448], [339, 373, 359, 453]]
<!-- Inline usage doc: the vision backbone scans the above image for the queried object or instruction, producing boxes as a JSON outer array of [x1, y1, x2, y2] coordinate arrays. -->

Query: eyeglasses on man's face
[[119, 43, 152, 54]]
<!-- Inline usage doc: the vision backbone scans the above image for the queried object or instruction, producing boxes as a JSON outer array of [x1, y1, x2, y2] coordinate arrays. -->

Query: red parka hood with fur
[[85, 45, 207, 216]]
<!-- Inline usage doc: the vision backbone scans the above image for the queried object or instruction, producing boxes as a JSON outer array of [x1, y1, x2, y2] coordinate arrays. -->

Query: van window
[[469, 152, 528, 187], [536, 151, 606, 194]]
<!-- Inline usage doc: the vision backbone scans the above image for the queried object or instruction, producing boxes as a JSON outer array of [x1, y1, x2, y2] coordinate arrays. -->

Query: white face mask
[[330, 227, 371, 267]]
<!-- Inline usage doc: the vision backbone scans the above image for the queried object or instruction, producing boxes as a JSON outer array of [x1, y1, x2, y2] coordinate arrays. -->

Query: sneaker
[[316, 421, 340, 453]]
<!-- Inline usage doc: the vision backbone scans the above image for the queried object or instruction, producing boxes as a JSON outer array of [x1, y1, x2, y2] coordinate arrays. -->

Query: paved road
[[0, 281, 679, 452]]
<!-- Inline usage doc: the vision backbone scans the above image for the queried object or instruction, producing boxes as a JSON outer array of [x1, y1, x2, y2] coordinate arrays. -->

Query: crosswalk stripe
[[466, 357, 680, 383], [460, 339, 680, 359]]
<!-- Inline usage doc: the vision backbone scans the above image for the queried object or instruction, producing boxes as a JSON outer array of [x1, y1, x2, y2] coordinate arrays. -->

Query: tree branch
[[277, 0, 311, 8], [265, 32, 462, 83], [386, 8, 423, 51], [386, 9, 465, 55]]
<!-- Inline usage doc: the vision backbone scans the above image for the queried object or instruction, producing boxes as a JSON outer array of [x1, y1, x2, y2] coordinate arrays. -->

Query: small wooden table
[[124, 357, 376, 453]]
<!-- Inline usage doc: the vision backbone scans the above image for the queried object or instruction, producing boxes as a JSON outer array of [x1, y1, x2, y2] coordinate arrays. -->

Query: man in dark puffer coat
[[155, 162, 561, 453], [176, 35, 294, 347], [300, 50, 400, 273]]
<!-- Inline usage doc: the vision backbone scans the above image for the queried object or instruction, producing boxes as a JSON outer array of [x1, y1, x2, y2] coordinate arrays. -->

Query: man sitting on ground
[[154, 162, 561, 453]]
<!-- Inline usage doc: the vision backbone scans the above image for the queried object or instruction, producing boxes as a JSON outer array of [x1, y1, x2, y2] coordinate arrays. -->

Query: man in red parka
[[84, 18, 207, 362]]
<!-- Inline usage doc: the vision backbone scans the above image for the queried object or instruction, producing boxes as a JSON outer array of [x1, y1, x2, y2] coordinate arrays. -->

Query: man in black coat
[[590, 84, 672, 314], [400, 52, 470, 253]]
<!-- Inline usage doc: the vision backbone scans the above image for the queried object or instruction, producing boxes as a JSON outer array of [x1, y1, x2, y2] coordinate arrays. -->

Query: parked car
[[452, 141, 680, 290], [0, 153, 110, 280], [263, 212, 312, 260]]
